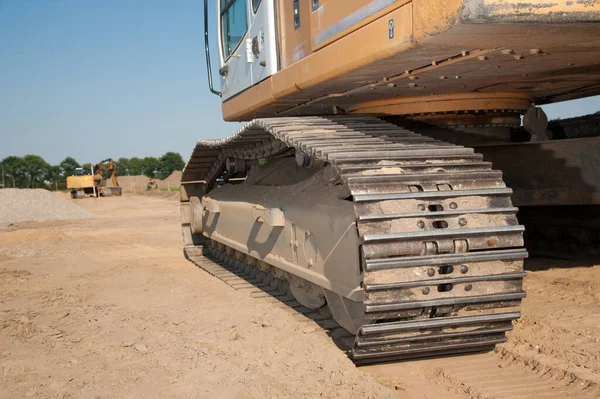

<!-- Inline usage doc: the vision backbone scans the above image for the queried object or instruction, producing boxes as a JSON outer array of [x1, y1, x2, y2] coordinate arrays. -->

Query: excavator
[[67, 158, 122, 198], [180, 1, 600, 363]]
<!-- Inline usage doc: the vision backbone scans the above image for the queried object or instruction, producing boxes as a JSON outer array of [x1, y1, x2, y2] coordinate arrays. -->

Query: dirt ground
[[1, 195, 599, 398]]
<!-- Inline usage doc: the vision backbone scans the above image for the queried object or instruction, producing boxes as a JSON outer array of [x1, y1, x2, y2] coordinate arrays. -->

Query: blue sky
[[0, 0, 232, 165], [0, 1, 599, 165]]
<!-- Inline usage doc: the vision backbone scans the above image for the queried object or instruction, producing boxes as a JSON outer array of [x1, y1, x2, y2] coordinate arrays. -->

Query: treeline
[[1, 152, 185, 189]]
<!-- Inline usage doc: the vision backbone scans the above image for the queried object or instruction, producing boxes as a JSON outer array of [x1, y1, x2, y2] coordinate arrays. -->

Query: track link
[[180, 116, 527, 363]]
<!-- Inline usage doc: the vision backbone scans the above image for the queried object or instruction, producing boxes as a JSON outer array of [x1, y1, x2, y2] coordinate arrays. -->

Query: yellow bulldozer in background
[[67, 158, 122, 199]]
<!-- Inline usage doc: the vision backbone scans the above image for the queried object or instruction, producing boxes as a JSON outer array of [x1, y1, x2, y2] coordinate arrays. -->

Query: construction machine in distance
[[67, 158, 122, 199], [180, 1, 600, 363]]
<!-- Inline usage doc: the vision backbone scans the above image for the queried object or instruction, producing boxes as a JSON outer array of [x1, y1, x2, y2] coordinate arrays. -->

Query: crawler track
[[181, 116, 527, 363]]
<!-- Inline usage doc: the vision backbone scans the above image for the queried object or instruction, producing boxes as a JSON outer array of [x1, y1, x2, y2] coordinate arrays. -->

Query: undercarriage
[[180, 116, 529, 363]]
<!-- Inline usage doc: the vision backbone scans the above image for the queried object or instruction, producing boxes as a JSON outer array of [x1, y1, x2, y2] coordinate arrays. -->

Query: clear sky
[[0, 1, 599, 166]]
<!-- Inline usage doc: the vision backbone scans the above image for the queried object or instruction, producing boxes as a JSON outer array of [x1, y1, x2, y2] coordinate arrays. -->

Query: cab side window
[[252, 0, 261, 12], [221, 0, 248, 58]]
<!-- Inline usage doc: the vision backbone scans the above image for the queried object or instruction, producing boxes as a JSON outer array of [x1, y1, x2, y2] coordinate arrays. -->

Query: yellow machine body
[[66, 175, 95, 190]]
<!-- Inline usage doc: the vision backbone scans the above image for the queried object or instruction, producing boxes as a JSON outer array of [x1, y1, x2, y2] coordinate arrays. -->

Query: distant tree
[[1, 152, 188, 187], [58, 157, 80, 178], [115, 157, 131, 176], [595, 110, 600, 115], [158, 152, 185, 179], [1, 156, 28, 187], [128, 157, 143, 175], [47, 165, 64, 190], [22, 155, 51, 188], [140, 157, 160, 178]]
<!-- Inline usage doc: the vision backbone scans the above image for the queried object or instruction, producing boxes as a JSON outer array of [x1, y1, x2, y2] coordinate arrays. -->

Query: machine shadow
[[395, 119, 600, 265], [191, 246, 356, 355], [524, 256, 600, 271], [246, 224, 283, 259]]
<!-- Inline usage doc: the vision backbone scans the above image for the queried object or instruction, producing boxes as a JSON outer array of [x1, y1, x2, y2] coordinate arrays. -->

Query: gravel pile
[[0, 189, 94, 225]]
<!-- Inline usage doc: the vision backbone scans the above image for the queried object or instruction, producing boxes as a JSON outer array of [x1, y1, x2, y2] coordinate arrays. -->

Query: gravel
[[0, 189, 94, 225]]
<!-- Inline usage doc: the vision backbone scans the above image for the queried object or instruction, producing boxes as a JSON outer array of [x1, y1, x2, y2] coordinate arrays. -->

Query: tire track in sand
[[364, 348, 599, 398]]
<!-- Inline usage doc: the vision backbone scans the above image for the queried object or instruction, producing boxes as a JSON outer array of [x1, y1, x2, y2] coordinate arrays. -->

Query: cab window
[[252, 0, 261, 12], [221, 0, 248, 58]]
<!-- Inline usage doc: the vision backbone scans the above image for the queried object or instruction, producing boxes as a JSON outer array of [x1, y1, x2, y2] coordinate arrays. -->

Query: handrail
[[204, 0, 221, 96]]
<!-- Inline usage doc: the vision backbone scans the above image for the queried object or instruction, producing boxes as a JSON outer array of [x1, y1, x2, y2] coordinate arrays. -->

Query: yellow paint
[[310, 0, 411, 51], [221, 0, 600, 121], [66, 175, 94, 189]]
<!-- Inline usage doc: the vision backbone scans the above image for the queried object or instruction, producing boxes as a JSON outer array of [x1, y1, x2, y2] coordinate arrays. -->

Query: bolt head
[[417, 204, 426, 211], [459, 218, 467, 226], [449, 202, 458, 209], [460, 265, 469, 274], [427, 268, 435, 277], [417, 221, 425, 229], [422, 287, 430, 295], [465, 284, 473, 292]]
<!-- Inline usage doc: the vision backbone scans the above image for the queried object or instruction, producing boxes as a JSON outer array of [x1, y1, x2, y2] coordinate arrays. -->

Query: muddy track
[[181, 115, 528, 362]]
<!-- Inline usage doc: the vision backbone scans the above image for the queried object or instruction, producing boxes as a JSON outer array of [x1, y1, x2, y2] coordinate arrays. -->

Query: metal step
[[358, 207, 519, 222], [365, 248, 528, 271], [347, 170, 503, 185], [360, 311, 521, 335], [352, 337, 507, 361], [362, 225, 525, 243], [365, 292, 527, 313], [364, 272, 527, 291], [353, 187, 513, 202]]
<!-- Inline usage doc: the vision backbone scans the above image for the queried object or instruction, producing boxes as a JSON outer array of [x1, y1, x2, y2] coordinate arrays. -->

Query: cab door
[[218, 0, 279, 100]]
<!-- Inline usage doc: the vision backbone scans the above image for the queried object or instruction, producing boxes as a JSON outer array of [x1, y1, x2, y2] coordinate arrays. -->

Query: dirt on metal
[[1, 195, 599, 398], [181, 116, 528, 362]]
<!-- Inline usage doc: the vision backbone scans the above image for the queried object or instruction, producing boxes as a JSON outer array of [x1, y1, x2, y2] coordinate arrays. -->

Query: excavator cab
[[206, 0, 278, 100]]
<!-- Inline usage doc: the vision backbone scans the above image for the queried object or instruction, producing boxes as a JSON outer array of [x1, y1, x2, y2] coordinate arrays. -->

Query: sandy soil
[[1, 195, 599, 398], [112, 171, 181, 193]]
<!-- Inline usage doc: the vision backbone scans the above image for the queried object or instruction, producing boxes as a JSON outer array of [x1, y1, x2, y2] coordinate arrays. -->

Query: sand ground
[[1, 195, 598, 398]]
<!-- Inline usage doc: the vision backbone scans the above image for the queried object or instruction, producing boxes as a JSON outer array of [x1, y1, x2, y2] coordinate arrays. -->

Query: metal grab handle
[[204, 0, 221, 96], [253, 206, 285, 227]]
